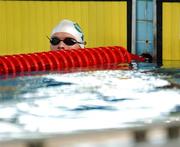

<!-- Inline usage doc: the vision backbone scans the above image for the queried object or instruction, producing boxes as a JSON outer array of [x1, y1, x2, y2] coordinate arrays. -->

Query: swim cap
[[51, 19, 85, 48]]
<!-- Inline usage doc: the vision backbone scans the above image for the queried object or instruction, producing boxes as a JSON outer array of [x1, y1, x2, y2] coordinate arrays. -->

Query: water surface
[[0, 62, 180, 141]]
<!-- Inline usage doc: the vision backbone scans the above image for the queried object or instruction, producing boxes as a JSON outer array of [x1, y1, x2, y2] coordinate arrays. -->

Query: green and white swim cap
[[51, 19, 85, 48]]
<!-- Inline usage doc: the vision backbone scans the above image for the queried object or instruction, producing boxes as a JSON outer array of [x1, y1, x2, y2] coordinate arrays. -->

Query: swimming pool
[[0, 61, 180, 146]]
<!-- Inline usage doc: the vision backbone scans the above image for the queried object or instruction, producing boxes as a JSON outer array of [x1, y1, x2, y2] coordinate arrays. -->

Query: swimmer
[[48, 19, 86, 50]]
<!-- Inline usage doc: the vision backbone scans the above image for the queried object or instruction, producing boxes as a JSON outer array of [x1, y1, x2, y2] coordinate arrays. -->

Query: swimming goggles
[[48, 36, 86, 46]]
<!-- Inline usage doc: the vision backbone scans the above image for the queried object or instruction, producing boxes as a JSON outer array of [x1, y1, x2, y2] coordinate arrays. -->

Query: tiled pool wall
[[136, 0, 154, 56]]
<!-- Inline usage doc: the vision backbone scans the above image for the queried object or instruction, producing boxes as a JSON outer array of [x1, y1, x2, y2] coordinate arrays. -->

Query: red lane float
[[0, 46, 145, 76]]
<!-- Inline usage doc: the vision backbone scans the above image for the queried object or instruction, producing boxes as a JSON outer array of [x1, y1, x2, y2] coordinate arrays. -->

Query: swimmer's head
[[50, 19, 86, 49]]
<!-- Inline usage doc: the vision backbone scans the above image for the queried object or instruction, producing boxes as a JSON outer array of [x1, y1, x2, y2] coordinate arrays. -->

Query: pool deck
[[1, 120, 180, 147]]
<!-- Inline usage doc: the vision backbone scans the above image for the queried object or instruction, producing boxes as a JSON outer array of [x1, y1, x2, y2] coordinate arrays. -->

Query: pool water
[[0, 62, 180, 141]]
